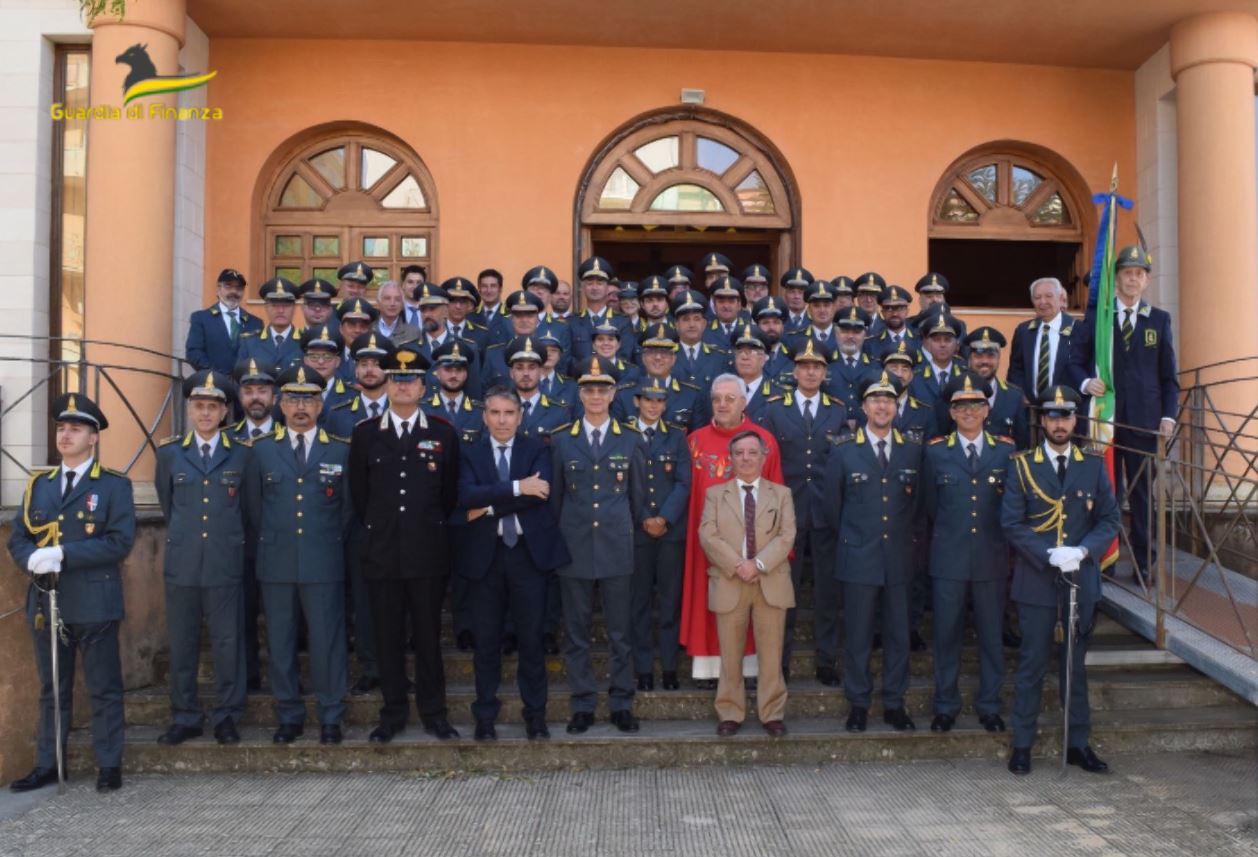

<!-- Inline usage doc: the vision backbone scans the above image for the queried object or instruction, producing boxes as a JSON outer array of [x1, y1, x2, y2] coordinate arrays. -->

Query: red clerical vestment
[[680, 418, 784, 676]]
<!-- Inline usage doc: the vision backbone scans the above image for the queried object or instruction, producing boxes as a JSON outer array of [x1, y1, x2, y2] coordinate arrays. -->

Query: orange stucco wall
[[201, 40, 1137, 332]]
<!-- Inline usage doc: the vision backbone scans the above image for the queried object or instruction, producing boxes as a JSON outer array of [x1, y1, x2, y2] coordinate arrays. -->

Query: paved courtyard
[[1, 751, 1255, 856]]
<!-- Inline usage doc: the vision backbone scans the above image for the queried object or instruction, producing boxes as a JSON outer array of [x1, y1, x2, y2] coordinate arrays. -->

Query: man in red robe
[[682, 373, 784, 685]]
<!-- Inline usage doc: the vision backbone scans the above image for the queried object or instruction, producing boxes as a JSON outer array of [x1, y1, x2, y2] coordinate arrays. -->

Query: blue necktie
[[498, 446, 518, 547]]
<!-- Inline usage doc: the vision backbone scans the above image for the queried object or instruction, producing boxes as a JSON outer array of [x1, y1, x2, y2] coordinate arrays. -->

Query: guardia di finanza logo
[[116, 43, 216, 105]]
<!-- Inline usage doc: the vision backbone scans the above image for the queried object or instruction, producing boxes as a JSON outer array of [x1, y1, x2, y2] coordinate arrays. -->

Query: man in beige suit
[[699, 430, 797, 737]]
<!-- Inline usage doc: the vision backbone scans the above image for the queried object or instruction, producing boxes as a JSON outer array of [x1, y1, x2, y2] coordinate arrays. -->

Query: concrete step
[[69, 705, 1257, 775], [123, 667, 1240, 727]]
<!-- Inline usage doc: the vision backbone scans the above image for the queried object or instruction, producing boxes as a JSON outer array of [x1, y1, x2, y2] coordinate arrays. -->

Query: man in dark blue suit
[[1007, 277, 1077, 402], [185, 268, 262, 372], [1070, 246, 1179, 580], [451, 387, 570, 740]]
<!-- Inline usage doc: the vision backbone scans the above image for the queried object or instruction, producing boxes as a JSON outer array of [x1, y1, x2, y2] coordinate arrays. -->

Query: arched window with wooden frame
[[575, 109, 800, 285], [256, 125, 438, 296], [927, 143, 1092, 308]]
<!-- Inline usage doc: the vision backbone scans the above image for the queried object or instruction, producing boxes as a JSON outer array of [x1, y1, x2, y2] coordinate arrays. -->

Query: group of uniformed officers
[[10, 243, 1179, 791]]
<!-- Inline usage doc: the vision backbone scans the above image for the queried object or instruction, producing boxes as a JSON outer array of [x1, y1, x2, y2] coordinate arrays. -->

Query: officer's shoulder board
[[994, 434, 1016, 447], [615, 381, 637, 392], [158, 435, 182, 447], [678, 380, 701, 392], [320, 428, 350, 445], [665, 421, 687, 434], [552, 421, 575, 436], [828, 433, 852, 447], [485, 342, 506, 352], [618, 421, 641, 435], [330, 398, 355, 412], [928, 436, 947, 446], [469, 398, 484, 409], [765, 394, 785, 405]]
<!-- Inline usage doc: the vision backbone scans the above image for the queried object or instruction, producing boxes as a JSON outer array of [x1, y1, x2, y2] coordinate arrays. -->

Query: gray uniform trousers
[[262, 582, 347, 726], [562, 575, 635, 714], [166, 582, 245, 727], [931, 577, 1006, 718], [1012, 594, 1096, 750]]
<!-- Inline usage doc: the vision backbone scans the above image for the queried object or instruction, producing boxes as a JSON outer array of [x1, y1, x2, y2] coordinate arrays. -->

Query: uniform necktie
[[590, 427, 602, 455], [522, 400, 533, 420], [938, 368, 949, 389], [966, 442, 978, 472], [369, 402, 380, 419], [743, 484, 757, 559], [228, 311, 240, 346], [497, 446, 519, 547], [687, 347, 697, 365], [250, 427, 263, 438], [1056, 454, 1067, 483], [644, 426, 656, 440], [274, 333, 284, 350], [877, 439, 889, 471], [846, 357, 856, 369], [201, 442, 212, 469], [447, 399, 458, 418], [452, 324, 463, 340], [1122, 307, 1134, 351], [399, 419, 411, 447], [1036, 323, 1051, 395], [294, 433, 306, 469], [541, 377, 552, 396], [62, 469, 76, 501], [802, 398, 814, 432]]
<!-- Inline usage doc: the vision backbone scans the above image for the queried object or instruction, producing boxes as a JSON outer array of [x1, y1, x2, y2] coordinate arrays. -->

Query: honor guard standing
[[1002, 386, 1119, 776], [550, 357, 647, 734], [8, 394, 136, 793], [626, 377, 693, 692], [155, 370, 249, 746], [237, 277, 304, 370], [612, 324, 704, 429], [757, 340, 848, 684], [922, 372, 1015, 734], [824, 373, 923, 733], [243, 366, 353, 745], [349, 344, 462, 742]]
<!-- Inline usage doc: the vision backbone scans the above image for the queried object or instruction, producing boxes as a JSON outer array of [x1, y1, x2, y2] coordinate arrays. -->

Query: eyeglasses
[[305, 353, 339, 364]]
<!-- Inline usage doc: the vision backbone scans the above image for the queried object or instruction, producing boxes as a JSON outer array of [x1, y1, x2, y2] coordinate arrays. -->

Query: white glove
[[26, 546, 63, 576], [1047, 546, 1084, 572]]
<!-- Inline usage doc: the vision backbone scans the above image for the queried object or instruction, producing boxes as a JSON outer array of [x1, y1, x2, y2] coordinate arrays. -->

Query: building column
[[83, 0, 186, 482], [1170, 12, 1258, 375]]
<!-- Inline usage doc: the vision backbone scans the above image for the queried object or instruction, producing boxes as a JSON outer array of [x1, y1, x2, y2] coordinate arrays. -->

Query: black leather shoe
[[319, 725, 343, 745], [661, 671, 680, 691], [815, 666, 841, 687], [9, 767, 58, 792], [1066, 745, 1110, 774], [272, 723, 304, 744], [883, 708, 916, 731], [909, 630, 928, 652], [501, 633, 518, 656], [1008, 747, 1032, 775], [369, 724, 397, 743], [214, 719, 241, 745], [636, 672, 654, 691], [525, 717, 550, 740], [350, 675, 380, 696], [157, 723, 203, 745], [694, 678, 717, 690], [423, 718, 459, 740], [96, 767, 122, 792], [930, 713, 954, 733], [566, 712, 594, 734], [456, 629, 475, 652], [979, 713, 1006, 733], [543, 632, 560, 655], [610, 711, 640, 733], [845, 706, 868, 732], [474, 720, 497, 741]]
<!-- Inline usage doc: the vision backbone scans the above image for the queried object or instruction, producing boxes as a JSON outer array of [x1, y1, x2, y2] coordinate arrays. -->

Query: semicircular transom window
[[263, 132, 438, 295], [931, 154, 1079, 236], [586, 120, 792, 228]]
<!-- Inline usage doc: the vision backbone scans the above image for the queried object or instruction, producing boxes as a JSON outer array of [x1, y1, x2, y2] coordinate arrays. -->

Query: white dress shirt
[[192, 431, 220, 459], [797, 391, 820, 419], [218, 302, 241, 339], [488, 436, 523, 537], [60, 458, 93, 497], [583, 417, 611, 447], [244, 416, 274, 438], [958, 431, 984, 460], [288, 427, 317, 454], [1031, 312, 1064, 386], [388, 409, 425, 438]]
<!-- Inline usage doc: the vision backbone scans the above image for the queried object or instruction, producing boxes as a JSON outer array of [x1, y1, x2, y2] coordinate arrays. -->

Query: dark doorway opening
[[591, 228, 780, 286], [928, 239, 1082, 308]]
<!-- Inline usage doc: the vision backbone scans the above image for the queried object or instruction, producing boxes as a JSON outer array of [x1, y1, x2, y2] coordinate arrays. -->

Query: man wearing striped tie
[[1007, 277, 1077, 418]]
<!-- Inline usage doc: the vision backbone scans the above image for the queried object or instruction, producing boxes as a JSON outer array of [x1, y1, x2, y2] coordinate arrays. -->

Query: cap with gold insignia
[[635, 376, 671, 400], [943, 370, 991, 404], [779, 267, 815, 290], [578, 256, 615, 282], [664, 265, 694, 286], [416, 283, 449, 307], [336, 296, 380, 323], [831, 275, 855, 297], [534, 327, 564, 353], [791, 338, 831, 365], [617, 281, 640, 301], [298, 278, 338, 303], [298, 324, 344, 354], [639, 275, 670, 298], [259, 277, 298, 302], [860, 370, 902, 399], [964, 326, 1007, 353], [506, 335, 544, 365], [752, 295, 785, 320], [521, 266, 558, 292], [914, 272, 950, 294], [731, 327, 767, 351], [592, 319, 623, 339], [349, 332, 396, 363], [233, 357, 276, 386], [276, 365, 326, 396], [709, 275, 743, 300], [507, 290, 545, 314], [836, 305, 872, 329], [671, 289, 708, 317], [1040, 384, 1081, 416], [741, 264, 770, 285], [51, 392, 108, 430], [384, 343, 430, 379], [855, 272, 887, 294], [921, 310, 962, 338], [879, 285, 912, 307], [806, 280, 838, 303], [443, 277, 480, 305], [698, 252, 732, 275], [217, 268, 246, 287], [573, 355, 619, 385], [432, 339, 472, 367], [641, 323, 679, 350], [183, 369, 236, 402], [881, 339, 920, 367], [337, 261, 373, 284], [1115, 244, 1152, 272]]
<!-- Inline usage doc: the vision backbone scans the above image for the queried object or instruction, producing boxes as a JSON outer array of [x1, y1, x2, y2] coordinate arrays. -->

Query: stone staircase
[[69, 599, 1256, 774]]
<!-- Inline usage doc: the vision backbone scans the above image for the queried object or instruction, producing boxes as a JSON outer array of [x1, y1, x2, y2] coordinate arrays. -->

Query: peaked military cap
[[617, 281, 640, 301], [233, 357, 276, 386], [709, 275, 743, 299], [384, 343, 430, 378], [507, 290, 545, 313], [731, 326, 767, 351], [592, 319, 623, 339], [573, 355, 619, 385], [915, 272, 950, 294], [1115, 244, 1152, 271], [183, 369, 236, 402], [276, 365, 326, 396], [855, 271, 887, 293], [521, 266, 558, 292], [639, 275, 670, 298], [298, 278, 338, 302], [860, 371, 903, 399], [336, 261, 373, 284], [506, 335, 545, 365], [216, 268, 246, 287], [432, 339, 472, 367], [741, 264, 770, 285], [671, 289, 708, 316], [52, 392, 107, 430], [752, 295, 786, 320], [791, 338, 831, 365], [664, 265, 694, 286], [881, 339, 920, 367], [836, 305, 872, 329], [641, 323, 679, 350], [943, 370, 991, 404], [1040, 384, 1081, 415], [806, 279, 838, 303], [415, 283, 449, 307], [349, 332, 395, 362], [831, 275, 855, 297], [779, 267, 815, 289], [534, 327, 564, 351], [444, 278, 480, 304], [298, 324, 343, 353], [879, 285, 912, 306], [965, 326, 1007, 352], [636, 376, 671, 399], [336, 296, 380, 323], [698, 252, 732, 275], [578, 256, 614, 281], [259, 277, 298, 302], [921, 310, 962, 338]]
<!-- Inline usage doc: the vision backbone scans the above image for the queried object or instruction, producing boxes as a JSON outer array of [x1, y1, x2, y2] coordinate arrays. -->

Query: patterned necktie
[[1036, 323, 1051, 395], [1056, 454, 1067, 483], [201, 442, 212, 469], [877, 439, 889, 471], [802, 398, 814, 432], [966, 442, 978, 472], [1122, 308, 1134, 351], [497, 446, 519, 547], [590, 427, 602, 455], [294, 433, 306, 469], [743, 485, 757, 559], [62, 469, 76, 501]]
